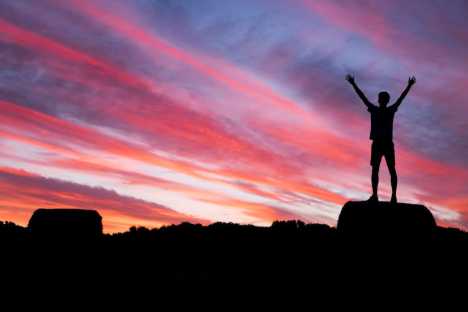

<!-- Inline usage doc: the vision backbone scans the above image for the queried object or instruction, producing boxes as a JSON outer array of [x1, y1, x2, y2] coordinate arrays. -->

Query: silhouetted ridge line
[[1, 207, 467, 285]]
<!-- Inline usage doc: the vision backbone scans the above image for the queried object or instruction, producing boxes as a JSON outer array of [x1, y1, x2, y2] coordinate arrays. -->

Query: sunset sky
[[0, 0, 467, 232]]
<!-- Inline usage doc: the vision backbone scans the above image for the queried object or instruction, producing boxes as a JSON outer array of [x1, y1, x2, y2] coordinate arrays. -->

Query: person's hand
[[408, 76, 416, 86], [346, 74, 355, 84]]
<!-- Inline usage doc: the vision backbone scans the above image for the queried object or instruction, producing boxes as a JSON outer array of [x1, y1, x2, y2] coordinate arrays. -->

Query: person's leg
[[389, 165, 397, 203], [385, 142, 397, 203], [369, 141, 382, 201], [371, 164, 380, 199]]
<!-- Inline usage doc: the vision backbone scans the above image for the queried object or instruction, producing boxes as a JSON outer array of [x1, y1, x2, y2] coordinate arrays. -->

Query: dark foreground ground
[[1, 206, 466, 306], [1, 222, 467, 308], [1, 219, 467, 286]]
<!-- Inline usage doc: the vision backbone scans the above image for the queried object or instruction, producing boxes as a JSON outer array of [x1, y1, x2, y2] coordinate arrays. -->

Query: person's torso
[[370, 107, 396, 141]]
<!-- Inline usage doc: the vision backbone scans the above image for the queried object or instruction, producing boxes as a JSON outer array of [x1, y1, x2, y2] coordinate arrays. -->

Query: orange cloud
[[0, 167, 208, 232]]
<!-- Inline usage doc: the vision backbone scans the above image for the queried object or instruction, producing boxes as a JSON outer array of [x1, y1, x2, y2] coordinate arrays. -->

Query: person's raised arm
[[392, 76, 416, 109], [346, 74, 372, 108]]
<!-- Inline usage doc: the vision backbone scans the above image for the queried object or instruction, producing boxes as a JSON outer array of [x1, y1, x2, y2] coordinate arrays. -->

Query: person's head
[[378, 91, 390, 107]]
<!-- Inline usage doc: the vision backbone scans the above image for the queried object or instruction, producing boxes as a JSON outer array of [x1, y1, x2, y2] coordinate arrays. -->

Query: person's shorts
[[371, 140, 395, 167]]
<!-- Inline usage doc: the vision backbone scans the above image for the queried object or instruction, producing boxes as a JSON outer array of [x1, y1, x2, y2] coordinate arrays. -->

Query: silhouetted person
[[346, 74, 416, 203]]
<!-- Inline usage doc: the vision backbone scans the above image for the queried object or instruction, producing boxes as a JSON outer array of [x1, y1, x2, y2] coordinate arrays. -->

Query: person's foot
[[390, 194, 397, 204], [367, 194, 378, 202]]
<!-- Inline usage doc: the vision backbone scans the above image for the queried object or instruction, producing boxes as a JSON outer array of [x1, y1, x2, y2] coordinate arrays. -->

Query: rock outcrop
[[28, 208, 102, 239], [337, 201, 436, 241]]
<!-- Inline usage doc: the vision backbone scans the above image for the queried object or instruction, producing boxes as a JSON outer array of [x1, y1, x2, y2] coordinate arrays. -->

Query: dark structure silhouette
[[346, 74, 416, 203], [337, 201, 436, 241], [28, 208, 102, 239]]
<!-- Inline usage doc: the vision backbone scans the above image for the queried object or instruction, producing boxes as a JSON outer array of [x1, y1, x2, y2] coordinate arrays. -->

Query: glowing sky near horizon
[[0, 0, 467, 232]]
